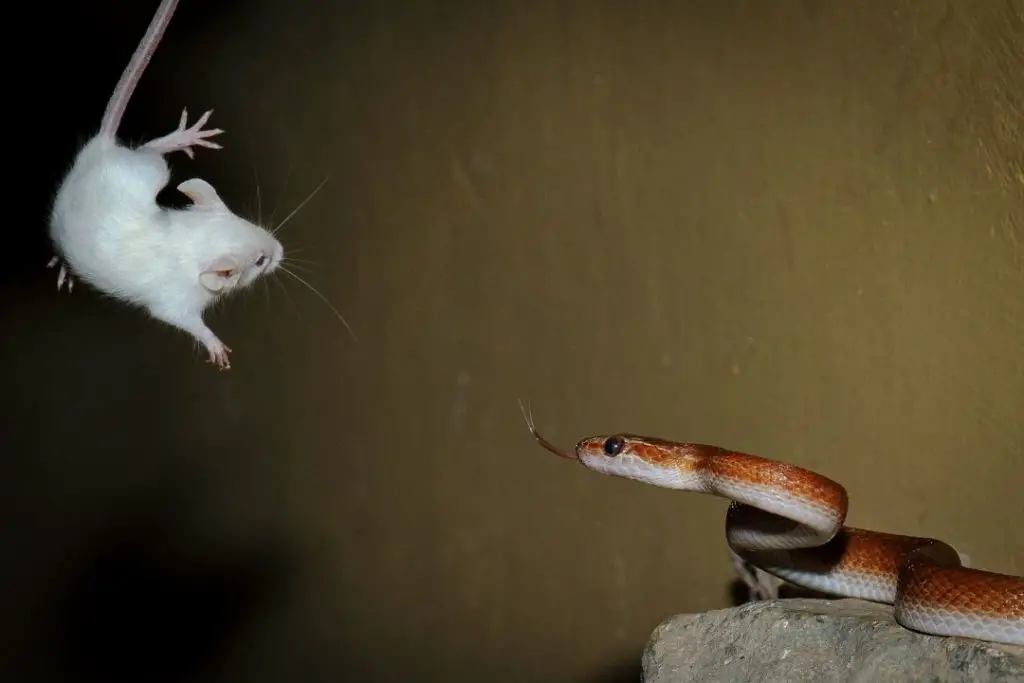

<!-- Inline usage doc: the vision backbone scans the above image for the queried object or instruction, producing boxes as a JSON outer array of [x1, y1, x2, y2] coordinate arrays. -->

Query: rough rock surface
[[642, 598, 1024, 683]]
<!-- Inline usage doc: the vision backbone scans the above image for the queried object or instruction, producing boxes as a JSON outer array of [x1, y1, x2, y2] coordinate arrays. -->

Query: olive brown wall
[[6, 1, 1022, 681]]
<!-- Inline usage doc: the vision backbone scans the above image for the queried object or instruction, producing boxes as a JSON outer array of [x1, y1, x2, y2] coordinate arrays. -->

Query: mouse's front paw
[[47, 256, 75, 293], [204, 338, 233, 370], [144, 108, 224, 159]]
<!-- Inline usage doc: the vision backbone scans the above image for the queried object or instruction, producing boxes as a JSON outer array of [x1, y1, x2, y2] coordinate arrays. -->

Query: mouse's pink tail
[[99, 0, 182, 137]]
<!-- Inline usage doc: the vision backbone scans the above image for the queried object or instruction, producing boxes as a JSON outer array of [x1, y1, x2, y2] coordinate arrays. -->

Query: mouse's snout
[[269, 241, 284, 272]]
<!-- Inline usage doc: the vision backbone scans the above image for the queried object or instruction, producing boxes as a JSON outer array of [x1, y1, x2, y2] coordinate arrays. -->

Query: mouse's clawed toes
[[48, 258, 75, 293], [59, 266, 75, 293], [142, 108, 225, 158], [205, 340, 233, 370], [192, 109, 210, 128], [182, 108, 224, 147]]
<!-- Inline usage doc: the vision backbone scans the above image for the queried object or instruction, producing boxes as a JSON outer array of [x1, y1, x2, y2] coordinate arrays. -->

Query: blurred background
[[6, 1, 1023, 681]]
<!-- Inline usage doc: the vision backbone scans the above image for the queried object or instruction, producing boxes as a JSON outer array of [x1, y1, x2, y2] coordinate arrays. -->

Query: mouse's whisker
[[282, 252, 319, 268], [269, 162, 294, 225], [271, 272, 300, 317], [279, 266, 356, 340], [281, 258, 314, 274], [273, 176, 330, 237], [252, 164, 263, 225], [260, 273, 271, 306]]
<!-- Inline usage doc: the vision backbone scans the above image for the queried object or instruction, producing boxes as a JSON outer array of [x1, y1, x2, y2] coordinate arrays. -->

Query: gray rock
[[641, 598, 1024, 683]]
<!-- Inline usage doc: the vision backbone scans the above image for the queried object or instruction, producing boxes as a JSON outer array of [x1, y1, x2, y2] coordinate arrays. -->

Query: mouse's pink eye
[[256, 254, 268, 267]]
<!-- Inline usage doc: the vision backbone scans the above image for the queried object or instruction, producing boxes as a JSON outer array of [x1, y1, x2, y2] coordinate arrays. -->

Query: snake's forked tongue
[[518, 401, 578, 460], [530, 428, 577, 460]]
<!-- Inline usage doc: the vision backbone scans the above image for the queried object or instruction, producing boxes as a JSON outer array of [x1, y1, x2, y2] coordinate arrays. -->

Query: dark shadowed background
[[6, 1, 1023, 681]]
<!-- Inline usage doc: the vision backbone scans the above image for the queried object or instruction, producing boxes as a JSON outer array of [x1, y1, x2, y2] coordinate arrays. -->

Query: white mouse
[[48, 0, 283, 369]]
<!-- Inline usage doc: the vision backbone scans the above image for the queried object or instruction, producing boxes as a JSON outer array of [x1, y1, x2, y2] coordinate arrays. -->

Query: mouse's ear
[[178, 178, 226, 210], [200, 255, 241, 293]]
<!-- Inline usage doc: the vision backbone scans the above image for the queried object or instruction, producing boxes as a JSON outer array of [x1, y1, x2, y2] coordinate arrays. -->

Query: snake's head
[[519, 402, 701, 488], [572, 434, 706, 489]]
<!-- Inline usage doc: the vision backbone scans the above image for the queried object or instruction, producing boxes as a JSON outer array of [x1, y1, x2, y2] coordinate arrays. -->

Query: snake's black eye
[[603, 436, 625, 456]]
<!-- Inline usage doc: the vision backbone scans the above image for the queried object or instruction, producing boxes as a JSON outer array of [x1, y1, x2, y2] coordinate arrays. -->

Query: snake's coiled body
[[526, 417, 1024, 647]]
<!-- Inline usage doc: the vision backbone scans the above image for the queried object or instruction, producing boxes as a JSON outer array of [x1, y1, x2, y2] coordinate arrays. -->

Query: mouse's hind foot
[[142, 108, 224, 160], [47, 256, 75, 293]]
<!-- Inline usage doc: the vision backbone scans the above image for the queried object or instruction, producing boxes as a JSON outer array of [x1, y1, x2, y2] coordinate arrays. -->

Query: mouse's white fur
[[50, 132, 282, 368], [48, 0, 282, 369]]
